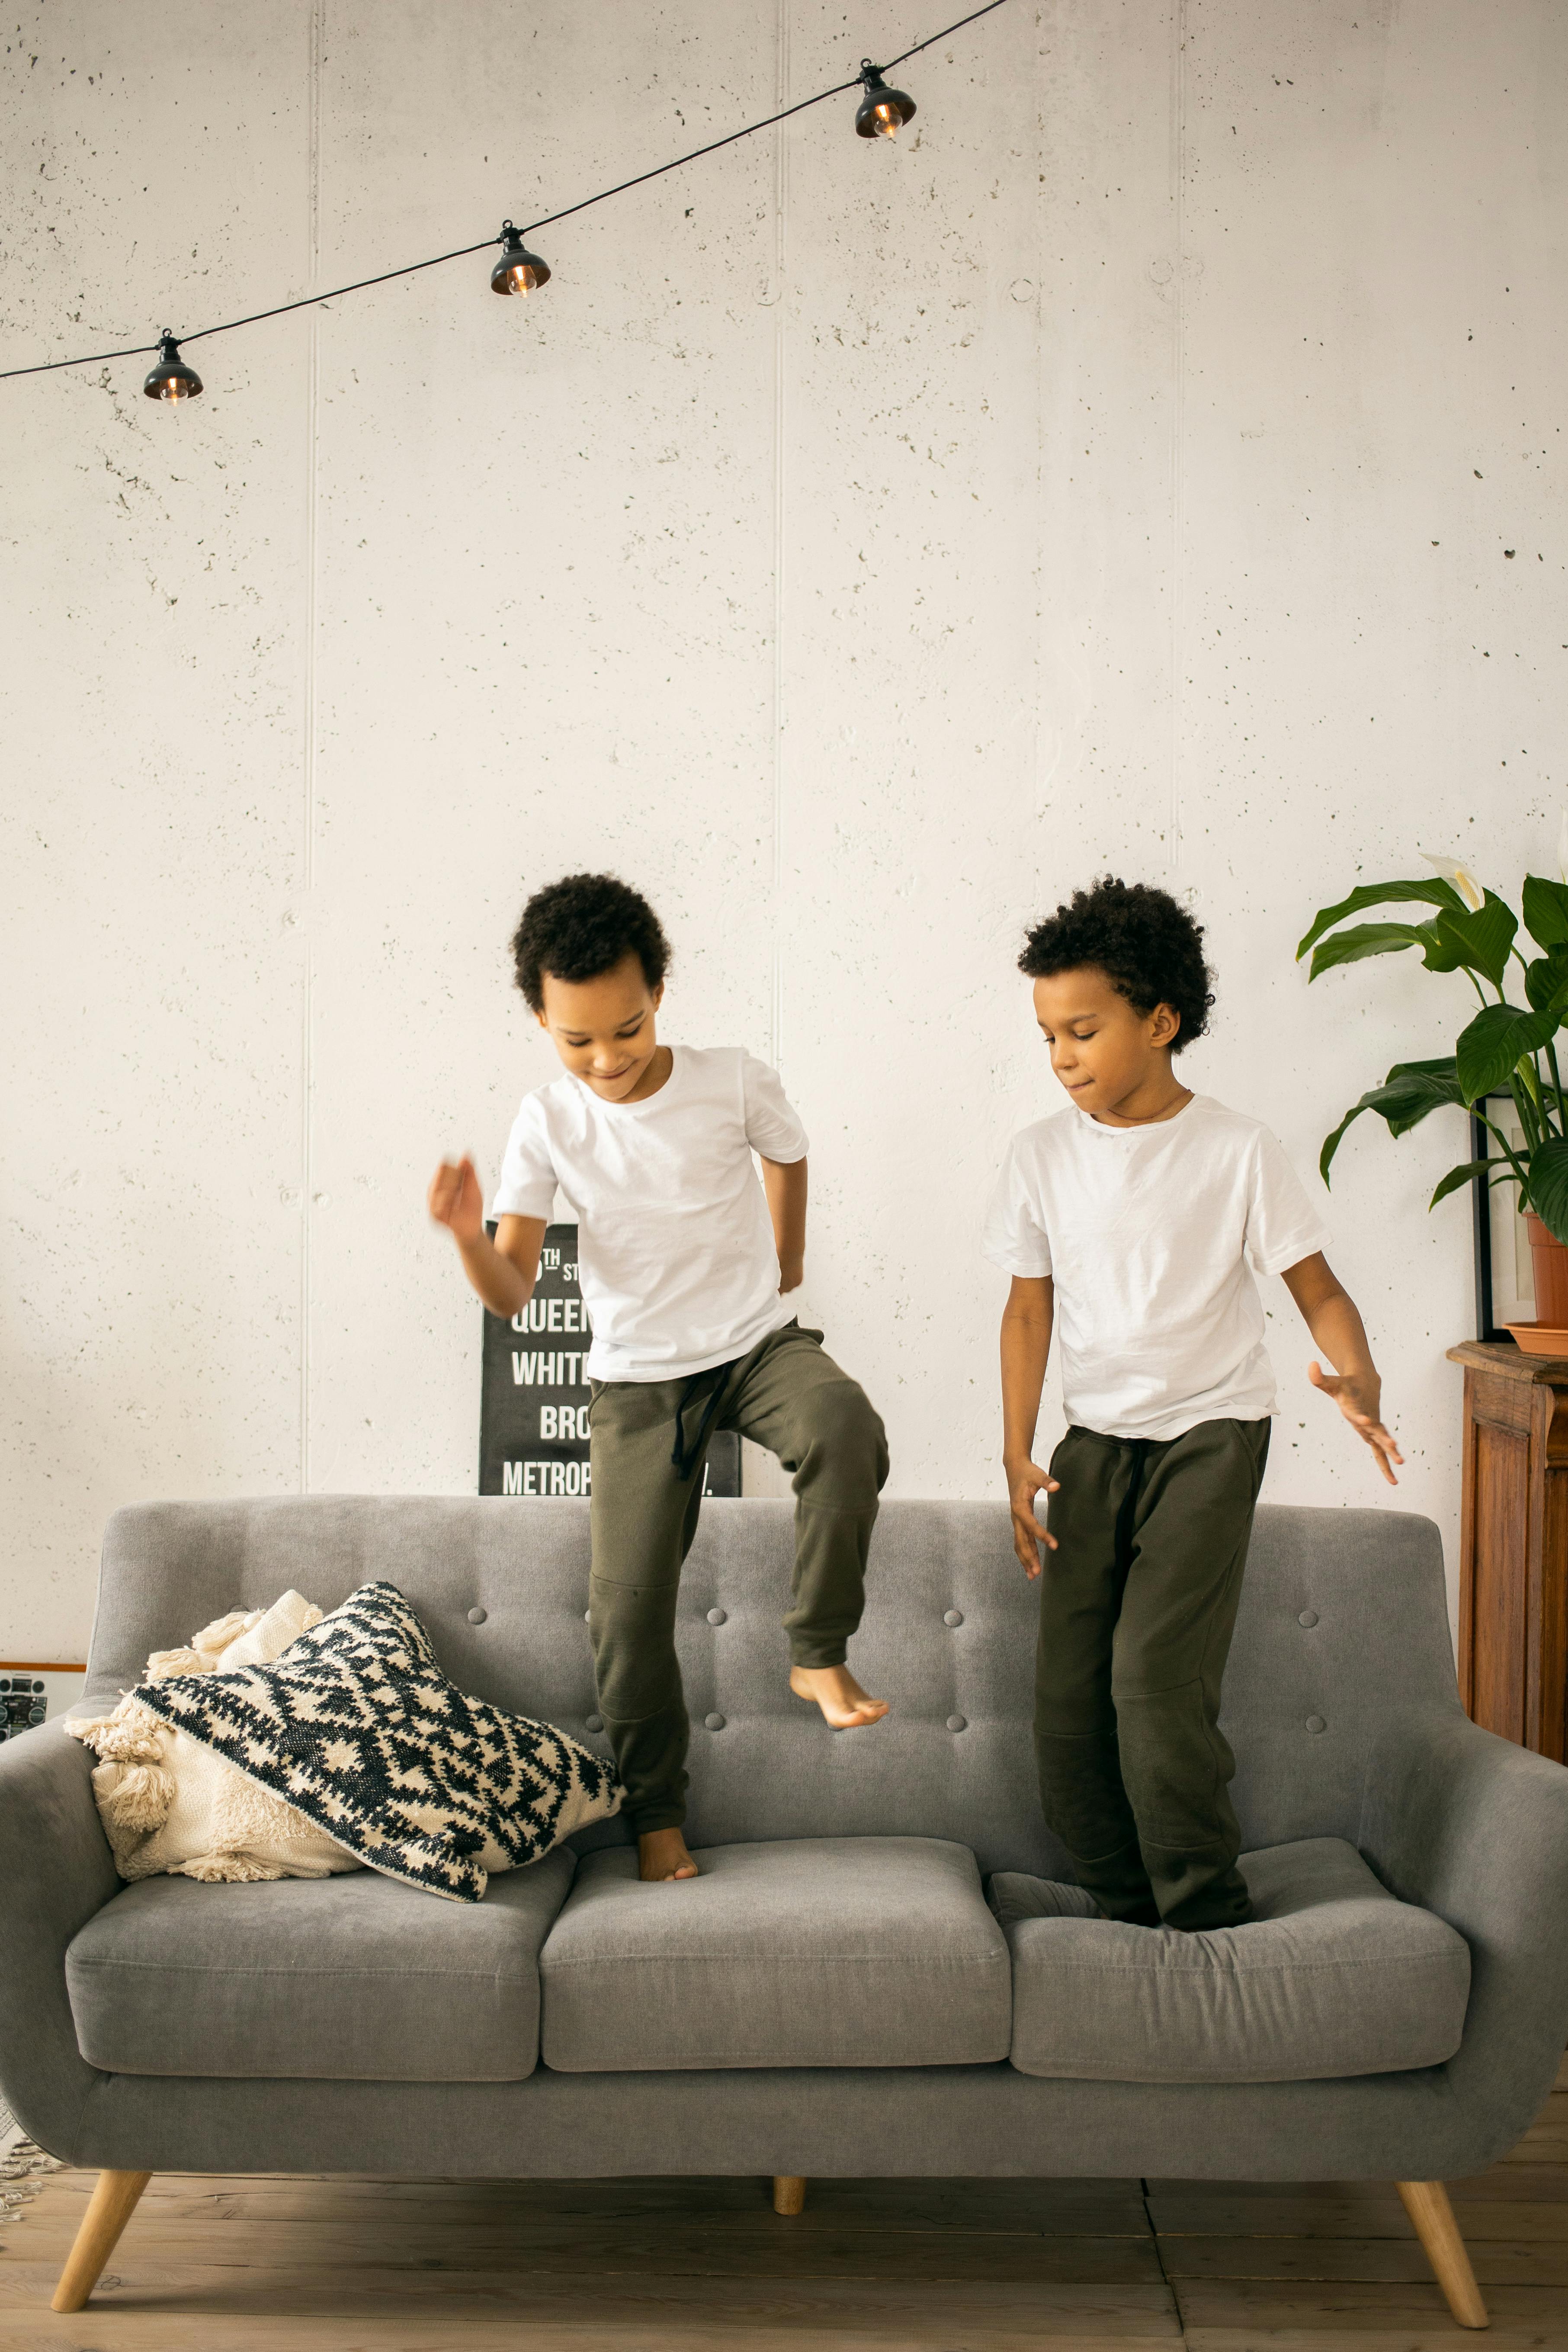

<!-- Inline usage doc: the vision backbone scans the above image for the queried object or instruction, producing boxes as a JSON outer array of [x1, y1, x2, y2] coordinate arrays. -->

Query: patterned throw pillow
[[131, 1581, 622, 1902]]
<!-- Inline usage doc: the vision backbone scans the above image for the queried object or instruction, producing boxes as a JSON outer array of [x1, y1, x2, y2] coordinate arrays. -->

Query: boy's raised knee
[[802, 1384, 888, 1495]]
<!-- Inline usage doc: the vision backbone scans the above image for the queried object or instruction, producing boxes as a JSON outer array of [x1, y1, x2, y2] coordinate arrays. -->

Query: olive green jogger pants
[[1037, 1416, 1271, 1932], [588, 1321, 889, 1835]]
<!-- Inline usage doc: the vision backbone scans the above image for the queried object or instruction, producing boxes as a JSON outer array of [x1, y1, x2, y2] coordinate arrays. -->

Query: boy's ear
[[651, 981, 665, 1011], [1151, 1003, 1181, 1047]]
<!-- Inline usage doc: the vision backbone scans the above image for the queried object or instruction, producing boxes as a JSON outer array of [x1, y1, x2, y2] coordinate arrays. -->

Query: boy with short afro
[[429, 873, 889, 1884], [985, 877, 1400, 1932]]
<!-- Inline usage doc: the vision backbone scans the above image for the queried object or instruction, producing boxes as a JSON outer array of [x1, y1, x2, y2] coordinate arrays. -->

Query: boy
[[984, 876, 1400, 1933], [429, 873, 889, 1885]]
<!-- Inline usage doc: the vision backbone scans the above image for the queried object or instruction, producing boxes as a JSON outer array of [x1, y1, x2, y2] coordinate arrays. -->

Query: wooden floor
[[6, 2063, 1568, 2350]]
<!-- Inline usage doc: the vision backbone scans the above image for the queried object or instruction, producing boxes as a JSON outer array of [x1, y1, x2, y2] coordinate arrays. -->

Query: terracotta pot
[[1526, 1212, 1568, 1327]]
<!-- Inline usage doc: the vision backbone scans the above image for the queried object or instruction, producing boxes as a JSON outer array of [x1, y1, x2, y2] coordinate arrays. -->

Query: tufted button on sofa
[[3, 1495, 1567, 2333]]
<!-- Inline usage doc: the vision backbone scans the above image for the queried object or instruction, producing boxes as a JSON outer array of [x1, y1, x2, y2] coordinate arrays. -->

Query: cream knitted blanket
[[65, 1591, 361, 1885]]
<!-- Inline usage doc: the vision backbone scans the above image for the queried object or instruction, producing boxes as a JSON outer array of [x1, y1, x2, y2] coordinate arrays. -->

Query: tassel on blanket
[[175, 1852, 287, 1883], [92, 1757, 174, 1835], [147, 1607, 265, 1681], [64, 1693, 168, 1764]]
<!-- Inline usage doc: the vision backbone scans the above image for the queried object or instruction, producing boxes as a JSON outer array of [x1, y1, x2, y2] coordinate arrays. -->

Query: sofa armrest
[[1360, 1702, 1568, 2165], [0, 1724, 120, 2157]]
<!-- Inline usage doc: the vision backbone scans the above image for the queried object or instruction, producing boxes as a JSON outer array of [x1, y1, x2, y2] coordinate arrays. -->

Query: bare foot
[[789, 1665, 889, 1729], [639, 1829, 699, 1882]]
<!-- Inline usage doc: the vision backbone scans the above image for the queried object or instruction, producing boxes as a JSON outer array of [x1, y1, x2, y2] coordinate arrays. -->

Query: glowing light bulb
[[491, 222, 552, 297], [854, 64, 916, 141], [142, 333, 203, 403]]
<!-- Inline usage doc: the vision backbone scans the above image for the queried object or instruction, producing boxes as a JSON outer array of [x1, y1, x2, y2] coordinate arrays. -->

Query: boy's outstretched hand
[[1006, 1457, 1059, 1580], [428, 1155, 485, 1248], [1307, 1360, 1403, 1486]]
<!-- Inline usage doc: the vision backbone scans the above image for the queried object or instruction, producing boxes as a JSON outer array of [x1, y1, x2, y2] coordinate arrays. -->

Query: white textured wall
[[3, 1, 1562, 1655]]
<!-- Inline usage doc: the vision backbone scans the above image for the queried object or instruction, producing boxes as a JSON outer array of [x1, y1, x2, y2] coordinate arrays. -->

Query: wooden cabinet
[[1448, 1341, 1568, 1759]]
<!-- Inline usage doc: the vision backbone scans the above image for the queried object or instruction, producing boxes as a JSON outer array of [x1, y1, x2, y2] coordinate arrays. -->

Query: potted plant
[[1299, 848, 1568, 1333]]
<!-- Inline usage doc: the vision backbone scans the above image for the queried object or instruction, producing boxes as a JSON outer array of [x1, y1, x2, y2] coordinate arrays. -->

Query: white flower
[[1419, 850, 1484, 912]]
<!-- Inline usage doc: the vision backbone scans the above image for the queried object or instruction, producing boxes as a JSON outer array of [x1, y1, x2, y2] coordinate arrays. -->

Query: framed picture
[[1472, 1096, 1533, 1341], [478, 1223, 740, 1498]]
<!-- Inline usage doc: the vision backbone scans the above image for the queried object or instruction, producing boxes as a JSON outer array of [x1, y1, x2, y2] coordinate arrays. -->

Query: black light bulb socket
[[491, 221, 551, 295], [143, 332, 203, 402], [855, 62, 916, 138]]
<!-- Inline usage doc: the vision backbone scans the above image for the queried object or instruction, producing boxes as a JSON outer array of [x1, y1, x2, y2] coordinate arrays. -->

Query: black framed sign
[[479, 1224, 740, 1498]]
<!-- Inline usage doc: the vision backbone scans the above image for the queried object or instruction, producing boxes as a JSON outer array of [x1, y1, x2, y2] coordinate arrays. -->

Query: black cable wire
[[0, 338, 162, 379], [0, 0, 1011, 385], [509, 72, 863, 245], [883, 0, 1010, 71], [181, 239, 501, 346]]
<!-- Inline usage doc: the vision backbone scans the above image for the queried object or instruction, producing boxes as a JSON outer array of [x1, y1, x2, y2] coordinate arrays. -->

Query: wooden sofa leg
[[1397, 2180, 1488, 2330], [51, 2169, 152, 2313], [772, 2175, 806, 2216]]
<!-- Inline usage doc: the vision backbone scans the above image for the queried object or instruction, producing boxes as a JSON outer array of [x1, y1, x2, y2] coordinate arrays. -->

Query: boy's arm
[[761, 1155, 807, 1294], [427, 1156, 545, 1320], [1280, 1251, 1403, 1485], [1000, 1274, 1060, 1579]]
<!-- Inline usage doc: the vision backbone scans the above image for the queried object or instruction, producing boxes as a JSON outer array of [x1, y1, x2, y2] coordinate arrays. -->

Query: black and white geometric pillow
[[134, 1581, 621, 1902]]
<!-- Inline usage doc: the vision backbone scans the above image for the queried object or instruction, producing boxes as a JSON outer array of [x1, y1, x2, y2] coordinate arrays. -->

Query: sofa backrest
[[87, 1495, 1459, 1878]]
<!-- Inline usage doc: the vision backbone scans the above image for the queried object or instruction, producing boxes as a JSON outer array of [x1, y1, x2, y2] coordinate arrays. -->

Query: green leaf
[[1527, 1136, 1568, 1242], [1525, 950, 1568, 1015], [1318, 1059, 1465, 1183], [1523, 874, 1568, 950], [1296, 878, 1465, 963], [1431, 890, 1517, 987], [1429, 1159, 1501, 1209], [1455, 1002, 1561, 1103], [1377, 1057, 1465, 1137], [1306, 923, 1433, 980], [1413, 920, 1469, 974], [1320, 1102, 1369, 1185]]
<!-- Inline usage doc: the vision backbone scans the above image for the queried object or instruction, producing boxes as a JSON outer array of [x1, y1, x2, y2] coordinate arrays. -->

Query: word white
[[502, 1458, 591, 1496], [513, 1351, 586, 1386], [511, 1297, 589, 1334], [539, 1405, 590, 1441]]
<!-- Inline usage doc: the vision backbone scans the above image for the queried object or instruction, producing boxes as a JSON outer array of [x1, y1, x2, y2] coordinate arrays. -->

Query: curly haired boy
[[984, 877, 1401, 1932], [429, 874, 889, 1885]]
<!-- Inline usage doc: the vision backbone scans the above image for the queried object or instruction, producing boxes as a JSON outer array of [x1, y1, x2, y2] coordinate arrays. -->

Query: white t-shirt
[[983, 1093, 1331, 1442], [490, 1044, 808, 1383]]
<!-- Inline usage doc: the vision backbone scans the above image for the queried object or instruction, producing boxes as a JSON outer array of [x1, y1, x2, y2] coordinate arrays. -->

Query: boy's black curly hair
[[511, 873, 671, 1013], [1018, 876, 1214, 1053]]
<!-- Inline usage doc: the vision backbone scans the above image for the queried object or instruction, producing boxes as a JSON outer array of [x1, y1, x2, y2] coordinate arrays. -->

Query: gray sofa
[[6, 1495, 1568, 2328]]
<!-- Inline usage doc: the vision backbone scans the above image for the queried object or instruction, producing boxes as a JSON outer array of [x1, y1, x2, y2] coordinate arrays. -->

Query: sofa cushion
[[540, 1836, 1011, 2071], [65, 1845, 576, 2081], [990, 1836, 1470, 2084]]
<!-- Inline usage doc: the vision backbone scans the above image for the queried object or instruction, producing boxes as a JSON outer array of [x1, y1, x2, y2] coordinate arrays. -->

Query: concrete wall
[[3, 0, 1561, 1655]]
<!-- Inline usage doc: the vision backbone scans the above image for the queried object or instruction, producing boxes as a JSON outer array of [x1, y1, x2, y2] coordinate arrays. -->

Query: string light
[[0, 0, 1010, 400], [490, 222, 551, 297], [855, 64, 917, 140], [142, 333, 203, 403]]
